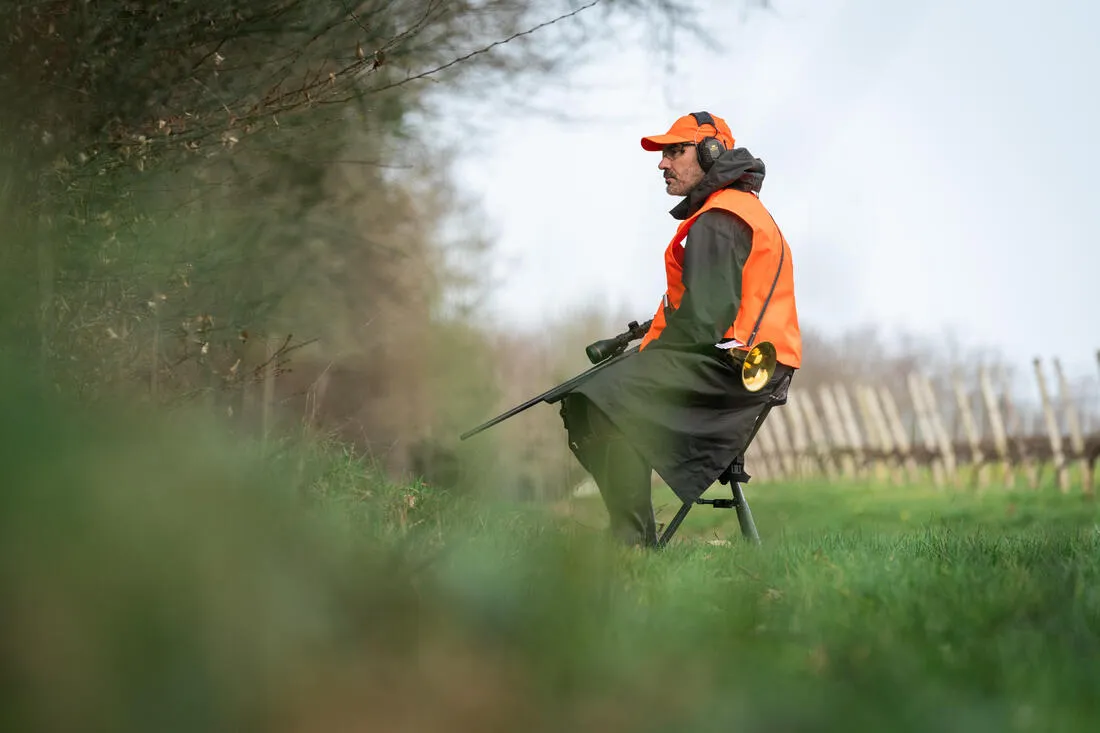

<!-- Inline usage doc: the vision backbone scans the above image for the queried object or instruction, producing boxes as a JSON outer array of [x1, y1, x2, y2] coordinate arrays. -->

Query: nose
[[658, 157, 671, 171]]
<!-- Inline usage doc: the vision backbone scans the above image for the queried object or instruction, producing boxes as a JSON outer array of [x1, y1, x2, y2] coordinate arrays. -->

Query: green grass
[[3, 362, 1100, 732], [648, 476, 1100, 541]]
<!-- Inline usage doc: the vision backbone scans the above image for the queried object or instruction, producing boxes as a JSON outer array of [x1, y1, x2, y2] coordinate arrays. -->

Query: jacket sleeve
[[651, 209, 754, 350]]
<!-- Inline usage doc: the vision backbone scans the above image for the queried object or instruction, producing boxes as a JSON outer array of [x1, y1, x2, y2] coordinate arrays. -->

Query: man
[[560, 111, 802, 547]]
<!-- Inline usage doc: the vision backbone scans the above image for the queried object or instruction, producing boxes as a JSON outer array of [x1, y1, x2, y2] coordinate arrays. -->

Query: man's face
[[658, 142, 705, 196]]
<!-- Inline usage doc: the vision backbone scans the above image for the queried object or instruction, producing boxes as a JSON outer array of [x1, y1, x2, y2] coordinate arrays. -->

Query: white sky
[[433, 0, 1100, 383]]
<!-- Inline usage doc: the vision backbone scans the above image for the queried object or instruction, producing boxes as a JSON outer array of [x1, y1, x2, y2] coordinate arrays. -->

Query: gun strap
[[745, 217, 787, 349]]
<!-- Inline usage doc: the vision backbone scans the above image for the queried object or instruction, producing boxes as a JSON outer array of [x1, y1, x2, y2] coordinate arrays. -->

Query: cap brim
[[640, 134, 692, 151]]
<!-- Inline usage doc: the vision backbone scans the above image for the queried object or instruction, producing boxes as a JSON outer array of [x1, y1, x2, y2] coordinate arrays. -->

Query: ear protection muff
[[690, 111, 726, 172]]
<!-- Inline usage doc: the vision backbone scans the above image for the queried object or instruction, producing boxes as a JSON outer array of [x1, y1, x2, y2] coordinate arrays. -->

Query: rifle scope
[[585, 320, 648, 364]]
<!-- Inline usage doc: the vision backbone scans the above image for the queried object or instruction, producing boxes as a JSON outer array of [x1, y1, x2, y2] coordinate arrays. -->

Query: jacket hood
[[671, 147, 766, 220]]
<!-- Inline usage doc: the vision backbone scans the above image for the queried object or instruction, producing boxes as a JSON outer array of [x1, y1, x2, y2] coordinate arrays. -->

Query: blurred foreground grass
[[3, 361, 1100, 733]]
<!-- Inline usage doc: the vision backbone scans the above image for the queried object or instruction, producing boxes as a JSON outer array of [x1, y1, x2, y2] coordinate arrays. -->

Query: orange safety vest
[[639, 188, 802, 368]]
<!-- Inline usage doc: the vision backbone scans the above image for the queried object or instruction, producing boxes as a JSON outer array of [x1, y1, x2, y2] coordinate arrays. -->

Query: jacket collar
[[670, 147, 767, 221]]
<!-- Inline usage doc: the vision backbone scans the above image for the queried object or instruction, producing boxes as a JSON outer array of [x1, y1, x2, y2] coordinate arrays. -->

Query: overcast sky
[[434, 0, 1099, 384]]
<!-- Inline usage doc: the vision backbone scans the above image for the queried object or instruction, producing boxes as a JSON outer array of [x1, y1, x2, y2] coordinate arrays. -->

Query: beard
[[664, 176, 688, 196], [664, 166, 703, 196]]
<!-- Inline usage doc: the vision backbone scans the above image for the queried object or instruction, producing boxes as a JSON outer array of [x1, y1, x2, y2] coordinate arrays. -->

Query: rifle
[[459, 319, 652, 441]]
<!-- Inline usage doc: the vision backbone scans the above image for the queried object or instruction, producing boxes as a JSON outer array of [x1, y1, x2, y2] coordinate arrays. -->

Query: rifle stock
[[459, 319, 651, 441]]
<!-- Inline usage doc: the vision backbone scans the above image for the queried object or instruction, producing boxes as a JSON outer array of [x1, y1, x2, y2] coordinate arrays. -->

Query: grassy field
[[3, 367, 1100, 732]]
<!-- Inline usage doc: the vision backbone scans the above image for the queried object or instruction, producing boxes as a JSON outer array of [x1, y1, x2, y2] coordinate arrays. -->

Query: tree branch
[[366, 0, 605, 94]]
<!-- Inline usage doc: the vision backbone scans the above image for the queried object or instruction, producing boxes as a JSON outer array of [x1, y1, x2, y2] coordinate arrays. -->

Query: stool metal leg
[[657, 501, 692, 548], [731, 481, 760, 544], [657, 482, 760, 548]]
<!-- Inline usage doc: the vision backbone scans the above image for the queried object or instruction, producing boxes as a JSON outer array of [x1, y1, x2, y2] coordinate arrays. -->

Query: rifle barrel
[[459, 346, 639, 441], [458, 395, 542, 441]]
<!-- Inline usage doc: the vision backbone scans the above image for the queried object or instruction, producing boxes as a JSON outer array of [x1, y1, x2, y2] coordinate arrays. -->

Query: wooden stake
[[997, 366, 1039, 489], [834, 384, 867, 479], [742, 411, 773, 481], [1033, 357, 1070, 492], [747, 439, 774, 482], [1054, 358, 1093, 494], [785, 392, 814, 477], [952, 372, 987, 490], [870, 386, 905, 485], [853, 387, 882, 481], [768, 407, 798, 479], [861, 385, 899, 484], [879, 386, 920, 484], [819, 386, 855, 478], [800, 391, 839, 479], [921, 375, 958, 487], [908, 373, 945, 487], [978, 366, 1013, 488], [757, 419, 784, 481]]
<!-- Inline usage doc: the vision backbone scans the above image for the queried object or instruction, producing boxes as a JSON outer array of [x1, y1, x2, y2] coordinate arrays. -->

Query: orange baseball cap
[[640, 112, 735, 151]]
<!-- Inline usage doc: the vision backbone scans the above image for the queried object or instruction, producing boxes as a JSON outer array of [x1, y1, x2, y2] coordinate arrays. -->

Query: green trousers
[[560, 393, 658, 547]]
